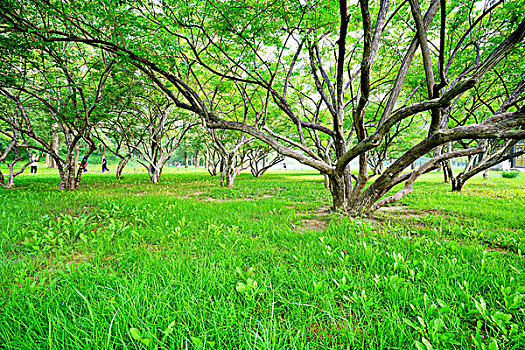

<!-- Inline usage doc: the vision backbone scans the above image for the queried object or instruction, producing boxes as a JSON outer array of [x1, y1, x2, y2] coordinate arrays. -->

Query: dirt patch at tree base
[[296, 205, 331, 232], [376, 205, 430, 217], [299, 219, 327, 232]]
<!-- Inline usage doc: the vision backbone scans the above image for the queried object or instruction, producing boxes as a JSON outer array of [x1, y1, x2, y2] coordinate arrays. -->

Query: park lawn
[[0, 170, 524, 349]]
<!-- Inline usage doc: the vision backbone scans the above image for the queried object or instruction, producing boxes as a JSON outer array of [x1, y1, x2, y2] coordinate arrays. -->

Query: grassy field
[[0, 169, 524, 349]]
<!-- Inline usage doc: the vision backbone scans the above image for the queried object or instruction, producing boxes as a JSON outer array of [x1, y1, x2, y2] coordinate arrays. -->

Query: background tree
[[246, 142, 285, 177], [0, 38, 115, 190], [95, 71, 197, 183], [448, 79, 525, 191], [0, 118, 32, 188]]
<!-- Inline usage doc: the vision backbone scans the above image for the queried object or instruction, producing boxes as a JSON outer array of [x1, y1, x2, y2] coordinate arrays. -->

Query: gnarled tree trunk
[[116, 155, 130, 179], [58, 141, 96, 190], [220, 155, 237, 188], [148, 165, 161, 183]]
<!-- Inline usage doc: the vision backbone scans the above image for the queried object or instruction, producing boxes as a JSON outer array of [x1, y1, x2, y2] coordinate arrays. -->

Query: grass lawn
[[0, 169, 524, 349]]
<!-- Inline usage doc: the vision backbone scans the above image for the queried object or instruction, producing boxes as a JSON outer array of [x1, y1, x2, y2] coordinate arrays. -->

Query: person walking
[[101, 158, 110, 173], [83, 158, 89, 173], [30, 154, 39, 174]]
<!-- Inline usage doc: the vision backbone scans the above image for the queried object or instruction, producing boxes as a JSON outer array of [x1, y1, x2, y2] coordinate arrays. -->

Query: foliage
[[502, 170, 520, 178]]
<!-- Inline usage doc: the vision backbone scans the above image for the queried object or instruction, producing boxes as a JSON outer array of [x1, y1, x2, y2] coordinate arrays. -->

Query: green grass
[[1, 170, 524, 349]]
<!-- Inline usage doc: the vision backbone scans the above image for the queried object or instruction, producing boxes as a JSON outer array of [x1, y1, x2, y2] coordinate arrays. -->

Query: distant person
[[30, 154, 39, 174], [101, 158, 110, 173], [83, 158, 89, 173], [283, 162, 287, 171]]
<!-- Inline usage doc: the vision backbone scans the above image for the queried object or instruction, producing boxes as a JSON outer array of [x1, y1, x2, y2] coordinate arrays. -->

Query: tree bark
[[57, 140, 96, 190], [451, 177, 465, 192], [148, 165, 161, 183], [443, 160, 454, 183], [116, 156, 130, 179], [47, 123, 59, 168], [59, 164, 77, 190], [328, 173, 352, 212], [100, 144, 106, 168], [74, 144, 80, 172], [220, 156, 237, 187]]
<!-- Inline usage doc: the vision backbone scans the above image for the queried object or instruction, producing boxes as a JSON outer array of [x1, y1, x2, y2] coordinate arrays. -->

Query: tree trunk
[[100, 145, 106, 168], [220, 158, 236, 188], [6, 172, 15, 188], [74, 144, 80, 172], [226, 172, 235, 187], [443, 162, 450, 183], [195, 150, 200, 168], [328, 173, 350, 212], [221, 169, 236, 188], [451, 177, 464, 192], [446, 160, 454, 182], [59, 145, 77, 190], [148, 165, 161, 183], [58, 141, 95, 191], [3, 161, 18, 188], [184, 152, 189, 168], [348, 192, 376, 216], [7, 167, 18, 188], [59, 164, 78, 190], [442, 144, 454, 183], [220, 167, 226, 187], [208, 163, 218, 176], [48, 124, 59, 168], [2, 155, 31, 189], [324, 174, 330, 189], [116, 156, 130, 179]]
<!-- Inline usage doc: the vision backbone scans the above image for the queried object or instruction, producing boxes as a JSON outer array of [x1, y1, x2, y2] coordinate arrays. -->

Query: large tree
[[1, 0, 524, 213]]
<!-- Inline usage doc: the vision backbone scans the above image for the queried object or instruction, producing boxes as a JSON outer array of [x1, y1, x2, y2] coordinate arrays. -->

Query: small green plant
[[129, 328, 150, 347], [20, 213, 96, 252], [235, 267, 263, 301], [502, 170, 520, 178]]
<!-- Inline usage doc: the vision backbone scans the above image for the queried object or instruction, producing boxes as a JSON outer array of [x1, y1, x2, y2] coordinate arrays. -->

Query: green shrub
[[502, 170, 520, 178]]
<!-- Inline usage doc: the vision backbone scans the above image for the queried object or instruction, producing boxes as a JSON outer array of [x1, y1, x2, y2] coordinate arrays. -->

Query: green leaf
[[130, 328, 150, 346], [488, 339, 499, 350]]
